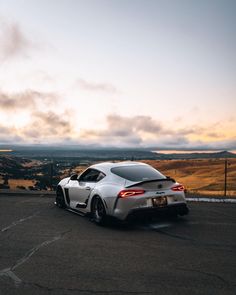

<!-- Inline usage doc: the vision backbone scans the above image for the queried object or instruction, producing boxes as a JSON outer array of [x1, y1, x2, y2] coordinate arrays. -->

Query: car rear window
[[111, 165, 166, 182]]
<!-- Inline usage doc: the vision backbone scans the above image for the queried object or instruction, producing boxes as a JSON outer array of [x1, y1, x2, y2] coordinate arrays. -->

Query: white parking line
[[0, 235, 62, 287], [1, 211, 40, 232], [140, 222, 172, 230], [148, 223, 172, 229]]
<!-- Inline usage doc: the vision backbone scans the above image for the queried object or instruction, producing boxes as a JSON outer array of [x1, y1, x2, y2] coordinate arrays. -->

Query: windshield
[[111, 165, 166, 182]]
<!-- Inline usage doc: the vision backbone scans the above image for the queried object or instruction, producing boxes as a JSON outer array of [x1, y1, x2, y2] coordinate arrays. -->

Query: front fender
[[58, 177, 70, 187]]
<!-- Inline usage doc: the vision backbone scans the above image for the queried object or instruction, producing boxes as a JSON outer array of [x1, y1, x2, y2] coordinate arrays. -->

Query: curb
[[186, 197, 236, 203], [0, 189, 55, 197]]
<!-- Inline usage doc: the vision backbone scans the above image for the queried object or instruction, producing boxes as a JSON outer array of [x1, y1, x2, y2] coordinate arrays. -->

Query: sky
[[0, 0, 235, 150]]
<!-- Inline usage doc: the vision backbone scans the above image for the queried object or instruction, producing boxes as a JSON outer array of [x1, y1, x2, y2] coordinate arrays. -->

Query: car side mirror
[[70, 174, 78, 181]]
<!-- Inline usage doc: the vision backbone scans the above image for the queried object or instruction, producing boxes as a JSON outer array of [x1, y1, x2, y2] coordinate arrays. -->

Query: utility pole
[[49, 161, 53, 190], [224, 159, 227, 197]]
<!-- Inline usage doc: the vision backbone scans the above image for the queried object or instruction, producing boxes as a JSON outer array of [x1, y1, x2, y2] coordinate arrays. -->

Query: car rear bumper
[[125, 203, 189, 221]]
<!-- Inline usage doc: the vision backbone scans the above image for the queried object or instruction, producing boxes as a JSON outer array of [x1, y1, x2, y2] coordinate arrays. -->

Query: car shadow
[[100, 214, 189, 231]]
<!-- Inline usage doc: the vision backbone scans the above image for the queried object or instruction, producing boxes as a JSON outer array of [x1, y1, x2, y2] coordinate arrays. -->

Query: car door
[[68, 168, 105, 210]]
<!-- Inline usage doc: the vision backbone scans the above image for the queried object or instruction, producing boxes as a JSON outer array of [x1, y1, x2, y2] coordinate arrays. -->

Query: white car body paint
[[57, 161, 189, 221]]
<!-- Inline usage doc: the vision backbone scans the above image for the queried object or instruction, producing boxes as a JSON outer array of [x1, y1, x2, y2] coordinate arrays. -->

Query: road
[[0, 194, 236, 295]]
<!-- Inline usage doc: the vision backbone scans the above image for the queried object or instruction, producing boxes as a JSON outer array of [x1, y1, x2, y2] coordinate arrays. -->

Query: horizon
[[0, 144, 236, 155], [0, 0, 235, 150]]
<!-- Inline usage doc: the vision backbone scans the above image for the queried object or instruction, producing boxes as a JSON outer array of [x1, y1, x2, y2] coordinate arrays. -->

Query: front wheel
[[91, 196, 107, 225], [56, 188, 66, 208]]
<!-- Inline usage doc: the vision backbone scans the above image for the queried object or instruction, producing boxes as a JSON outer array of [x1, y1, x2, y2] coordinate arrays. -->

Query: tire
[[56, 187, 66, 208], [91, 196, 107, 225]]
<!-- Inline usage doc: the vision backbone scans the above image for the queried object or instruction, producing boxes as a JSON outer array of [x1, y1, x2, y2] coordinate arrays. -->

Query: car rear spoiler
[[125, 177, 175, 188]]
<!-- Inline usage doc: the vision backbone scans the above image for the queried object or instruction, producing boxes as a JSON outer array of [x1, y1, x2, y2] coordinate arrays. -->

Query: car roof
[[90, 161, 149, 174]]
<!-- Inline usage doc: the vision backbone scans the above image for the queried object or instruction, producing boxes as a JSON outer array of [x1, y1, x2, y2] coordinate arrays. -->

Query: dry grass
[[22, 160, 42, 168], [142, 159, 236, 197], [8, 179, 35, 190], [2, 158, 235, 196], [70, 159, 236, 197]]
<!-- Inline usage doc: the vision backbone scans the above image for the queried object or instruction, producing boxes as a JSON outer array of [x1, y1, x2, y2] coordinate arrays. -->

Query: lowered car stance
[[56, 161, 189, 224]]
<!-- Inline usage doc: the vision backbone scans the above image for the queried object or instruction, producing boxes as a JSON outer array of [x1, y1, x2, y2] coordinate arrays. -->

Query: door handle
[[85, 187, 91, 190]]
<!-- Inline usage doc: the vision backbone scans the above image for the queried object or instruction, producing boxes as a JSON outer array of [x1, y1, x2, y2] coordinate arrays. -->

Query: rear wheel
[[56, 187, 66, 208], [91, 196, 106, 225]]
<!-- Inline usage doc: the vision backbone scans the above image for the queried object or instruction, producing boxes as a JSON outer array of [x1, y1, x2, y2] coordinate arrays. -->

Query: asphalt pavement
[[0, 194, 236, 295]]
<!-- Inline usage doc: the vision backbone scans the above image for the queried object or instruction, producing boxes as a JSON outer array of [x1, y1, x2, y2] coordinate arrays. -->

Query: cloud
[[0, 19, 33, 62], [202, 139, 236, 150], [0, 105, 235, 149], [77, 79, 119, 94], [79, 114, 236, 149], [21, 111, 72, 140], [206, 132, 222, 138], [0, 88, 75, 144], [79, 114, 166, 147], [0, 89, 58, 111], [0, 125, 23, 143], [103, 115, 163, 135], [29, 111, 72, 136], [0, 90, 35, 110], [146, 136, 236, 151], [0, 110, 74, 144], [156, 136, 190, 147]]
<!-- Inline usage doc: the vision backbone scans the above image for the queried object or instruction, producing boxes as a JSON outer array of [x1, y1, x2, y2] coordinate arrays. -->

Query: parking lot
[[0, 194, 236, 295]]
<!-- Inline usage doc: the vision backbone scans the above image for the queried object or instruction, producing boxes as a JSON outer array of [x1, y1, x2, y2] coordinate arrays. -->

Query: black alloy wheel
[[92, 196, 106, 225], [56, 188, 66, 208]]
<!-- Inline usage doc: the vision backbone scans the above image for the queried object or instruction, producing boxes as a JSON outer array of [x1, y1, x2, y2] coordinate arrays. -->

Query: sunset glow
[[0, 0, 235, 150]]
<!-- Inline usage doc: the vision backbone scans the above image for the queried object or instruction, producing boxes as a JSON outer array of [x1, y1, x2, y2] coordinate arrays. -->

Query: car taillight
[[171, 184, 185, 191], [118, 189, 145, 198]]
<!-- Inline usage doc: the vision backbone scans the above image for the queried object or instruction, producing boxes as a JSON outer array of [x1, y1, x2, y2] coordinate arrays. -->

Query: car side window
[[79, 169, 105, 182], [96, 172, 106, 182]]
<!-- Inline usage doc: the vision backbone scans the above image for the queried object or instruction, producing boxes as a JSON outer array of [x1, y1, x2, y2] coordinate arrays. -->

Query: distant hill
[[10, 148, 158, 160], [154, 150, 236, 160], [0, 145, 236, 160], [0, 155, 30, 171], [1, 151, 235, 195]]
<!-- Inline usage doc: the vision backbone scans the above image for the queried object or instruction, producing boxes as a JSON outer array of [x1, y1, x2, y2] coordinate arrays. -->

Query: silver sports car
[[56, 161, 189, 224]]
